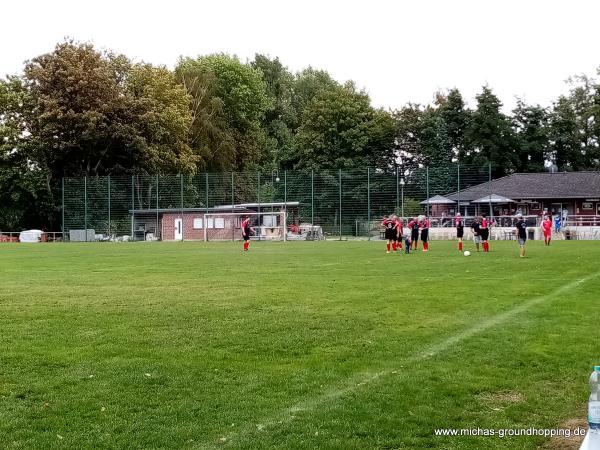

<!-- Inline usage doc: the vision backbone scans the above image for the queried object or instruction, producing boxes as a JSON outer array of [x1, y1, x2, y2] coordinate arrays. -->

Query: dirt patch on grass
[[539, 418, 587, 450], [478, 391, 524, 410]]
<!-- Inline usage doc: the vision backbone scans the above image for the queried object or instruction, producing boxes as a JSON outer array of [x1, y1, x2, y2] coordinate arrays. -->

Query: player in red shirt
[[541, 215, 552, 245], [408, 217, 420, 251], [381, 215, 399, 253], [420, 215, 430, 252], [455, 213, 464, 251], [395, 216, 404, 250], [480, 213, 490, 253], [241, 216, 252, 251]]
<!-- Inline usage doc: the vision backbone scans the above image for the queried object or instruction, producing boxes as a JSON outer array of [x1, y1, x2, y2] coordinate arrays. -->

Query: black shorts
[[242, 231, 250, 240], [421, 229, 429, 243], [480, 229, 489, 240], [385, 229, 396, 241], [411, 230, 419, 241], [457, 228, 464, 238]]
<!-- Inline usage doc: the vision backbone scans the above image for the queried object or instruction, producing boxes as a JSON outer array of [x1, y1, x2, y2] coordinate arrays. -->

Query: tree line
[[1, 40, 600, 230]]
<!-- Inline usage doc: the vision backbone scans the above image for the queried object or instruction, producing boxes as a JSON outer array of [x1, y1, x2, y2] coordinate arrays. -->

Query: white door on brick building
[[174, 218, 183, 240]]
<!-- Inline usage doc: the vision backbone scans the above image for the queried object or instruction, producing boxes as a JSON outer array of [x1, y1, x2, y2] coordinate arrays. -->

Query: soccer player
[[408, 217, 420, 251], [541, 214, 552, 246], [471, 216, 481, 252], [241, 216, 252, 251], [381, 215, 398, 253], [515, 213, 527, 257], [395, 216, 404, 251], [455, 213, 464, 251], [420, 215, 430, 252], [480, 213, 490, 253]]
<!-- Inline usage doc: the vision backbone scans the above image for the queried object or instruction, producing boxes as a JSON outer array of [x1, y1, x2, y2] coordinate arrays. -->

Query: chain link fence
[[62, 164, 493, 241]]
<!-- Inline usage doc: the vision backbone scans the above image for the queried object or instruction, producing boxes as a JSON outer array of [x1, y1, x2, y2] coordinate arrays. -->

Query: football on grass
[[464, 251, 471, 256]]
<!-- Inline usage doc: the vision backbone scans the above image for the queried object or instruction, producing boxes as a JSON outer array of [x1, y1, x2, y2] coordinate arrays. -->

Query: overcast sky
[[2, 0, 599, 111]]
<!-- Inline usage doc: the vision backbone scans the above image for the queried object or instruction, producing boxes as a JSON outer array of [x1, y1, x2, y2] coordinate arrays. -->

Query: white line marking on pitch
[[198, 271, 600, 449]]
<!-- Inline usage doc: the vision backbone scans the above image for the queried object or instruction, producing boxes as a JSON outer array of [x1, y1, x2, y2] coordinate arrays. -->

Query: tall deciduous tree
[[465, 86, 516, 176], [294, 83, 395, 170], [24, 41, 195, 177], [178, 54, 270, 169]]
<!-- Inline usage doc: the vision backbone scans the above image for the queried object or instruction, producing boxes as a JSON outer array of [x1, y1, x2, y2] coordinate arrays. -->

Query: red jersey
[[480, 218, 488, 229], [241, 218, 251, 234], [542, 219, 552, 232], [395, 219, 404, 233], [420, 219, 430, 229], [408, 220, 419, 231], [381, 218, 397, 230]]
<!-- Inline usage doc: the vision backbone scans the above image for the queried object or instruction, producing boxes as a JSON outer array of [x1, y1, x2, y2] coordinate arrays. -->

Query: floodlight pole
[[400, 178, 405, 220]]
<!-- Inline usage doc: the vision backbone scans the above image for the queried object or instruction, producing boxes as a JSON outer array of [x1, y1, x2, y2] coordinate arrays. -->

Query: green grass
[[1, 240, 599, 449]]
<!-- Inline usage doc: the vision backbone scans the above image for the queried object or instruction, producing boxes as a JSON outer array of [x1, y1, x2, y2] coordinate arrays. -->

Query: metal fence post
[[131, 175, 134, 240], [156, 174, 159, 239], [311, 170, 314, 226], [205, 173, 209, 213], [61, 177, 65, 238], [367, 167, 371, 240], [426, 166, 430, 217], [457, 163, 461, 216], [284, 170, 287, 235], [180, 174, 184, 242], [396, 166, 399, 213], [84, 176, 88, 242], [257, 171, 261, 241], [339, 168, 342, 240], [488, 161, 493, 219], [107, 175, 111, 237], [231, 172, 235, 241]]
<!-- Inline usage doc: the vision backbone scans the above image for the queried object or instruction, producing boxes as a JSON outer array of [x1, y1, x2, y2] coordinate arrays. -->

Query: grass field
[[1, 240, 599, 449]]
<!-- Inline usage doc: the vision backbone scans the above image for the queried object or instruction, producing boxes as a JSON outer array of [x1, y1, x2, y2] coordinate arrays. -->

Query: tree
[[437, 89, 470, 160], [174, 62, 236, 171], [465, 86, 516, 176], [125, 63, 195, 173], [251, 54, 296, 168], [178, 54, 270, 169], [294, 83, 395, 170], [512, 101, 549, 172], [565, 75, 599, 168], [0, 76, 54, 229]]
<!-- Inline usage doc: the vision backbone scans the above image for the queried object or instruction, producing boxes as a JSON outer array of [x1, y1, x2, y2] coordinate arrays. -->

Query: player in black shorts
[[480, 213, 490, 253], [241, 216, 251, 251], [455, 213, 464, 251], [471, 217, 481, 252], [381, 215, 399, 253], [408, 217, 420, 251], [515, 213, 527, 257]]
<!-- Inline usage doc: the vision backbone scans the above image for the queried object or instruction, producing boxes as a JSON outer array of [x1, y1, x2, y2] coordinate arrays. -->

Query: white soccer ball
[[463, 251, 471, 257]]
